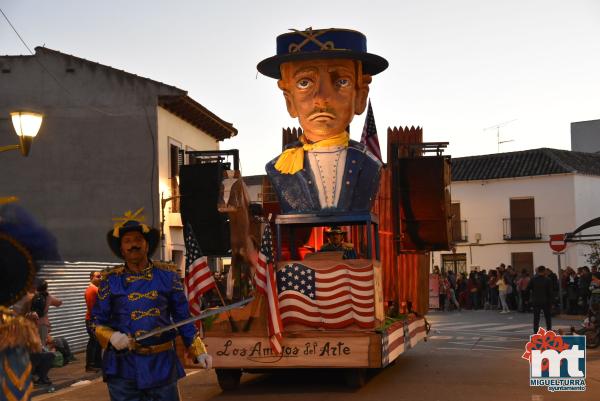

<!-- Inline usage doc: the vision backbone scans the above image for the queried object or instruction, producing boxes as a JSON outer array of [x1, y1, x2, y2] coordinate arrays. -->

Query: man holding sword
[[92, 209, 212, 401]]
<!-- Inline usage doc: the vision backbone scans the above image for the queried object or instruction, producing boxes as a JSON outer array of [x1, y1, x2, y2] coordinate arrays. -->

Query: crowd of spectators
[[10, 278, 65, 389], [433, 264, 600, 314]]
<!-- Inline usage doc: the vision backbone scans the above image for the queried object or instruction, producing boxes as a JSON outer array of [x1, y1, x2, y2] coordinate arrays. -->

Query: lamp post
[[0, 111, 44, 156]]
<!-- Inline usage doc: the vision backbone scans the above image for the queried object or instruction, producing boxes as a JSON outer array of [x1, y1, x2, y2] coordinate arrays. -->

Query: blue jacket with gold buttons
[[1, 308, 40, 401], [265, 140, 382, 214], [92, 262, 197, 390]]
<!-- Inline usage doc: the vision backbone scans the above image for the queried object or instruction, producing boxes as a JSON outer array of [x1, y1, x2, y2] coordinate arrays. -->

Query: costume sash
[[274, 131, 349, 174]]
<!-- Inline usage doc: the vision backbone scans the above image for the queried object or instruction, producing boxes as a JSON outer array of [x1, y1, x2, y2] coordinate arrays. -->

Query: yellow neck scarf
[[274, 131, 350, 175]]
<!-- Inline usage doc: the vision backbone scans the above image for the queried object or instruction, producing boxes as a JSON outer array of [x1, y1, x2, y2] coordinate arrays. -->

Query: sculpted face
[[278, 58, 371, 142], [120, 230, 149, 264]]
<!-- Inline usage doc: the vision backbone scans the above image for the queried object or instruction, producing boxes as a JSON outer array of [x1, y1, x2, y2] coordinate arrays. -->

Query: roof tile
[[452, 148, 600, 181]]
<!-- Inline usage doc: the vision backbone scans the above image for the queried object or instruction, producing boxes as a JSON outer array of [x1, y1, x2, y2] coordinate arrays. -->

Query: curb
[[555, 314, 586, 321], [32, 372, 103, 398]]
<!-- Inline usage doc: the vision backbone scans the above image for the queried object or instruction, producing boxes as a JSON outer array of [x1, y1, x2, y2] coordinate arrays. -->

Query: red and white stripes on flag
[[360, 99, 382, 162], [276, 262, 375, 329], [186, 256, 214, 315], [184, 223, 216, 315], [254, 224, 283, 354]]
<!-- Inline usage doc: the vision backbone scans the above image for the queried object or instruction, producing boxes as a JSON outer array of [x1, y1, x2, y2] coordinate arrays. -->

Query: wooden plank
[[373, 261, 385, 322], [205, 335, 372, 368], [368, 333, 383, 368], [205, 296, 268, 336]]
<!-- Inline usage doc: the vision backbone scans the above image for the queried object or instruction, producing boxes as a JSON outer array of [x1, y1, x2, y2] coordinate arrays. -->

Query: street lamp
[[0, 111, 44, 156]]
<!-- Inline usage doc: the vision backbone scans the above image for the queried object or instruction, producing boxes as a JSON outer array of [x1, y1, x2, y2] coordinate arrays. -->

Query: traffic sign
[[549, 234, 567, 252]]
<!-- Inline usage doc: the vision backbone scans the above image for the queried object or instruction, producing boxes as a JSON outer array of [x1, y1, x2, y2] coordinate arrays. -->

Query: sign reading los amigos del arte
[[205, 336, 370, 368], [203, 317, 426, 369]]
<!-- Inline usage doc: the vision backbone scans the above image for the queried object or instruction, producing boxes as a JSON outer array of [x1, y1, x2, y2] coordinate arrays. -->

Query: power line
[[1, 6, 159, 219], [0, 7, 133, 117], [0, 7, 34, 55]]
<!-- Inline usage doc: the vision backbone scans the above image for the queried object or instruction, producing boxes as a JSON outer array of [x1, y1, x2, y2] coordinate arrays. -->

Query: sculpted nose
[[314, 76, 332, 106]]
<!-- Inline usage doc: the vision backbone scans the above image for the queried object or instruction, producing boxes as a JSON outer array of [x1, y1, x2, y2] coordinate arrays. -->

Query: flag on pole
[[254, 224, 283, 354], [184, 223, 216, 315], [360, 99, 382, 162]]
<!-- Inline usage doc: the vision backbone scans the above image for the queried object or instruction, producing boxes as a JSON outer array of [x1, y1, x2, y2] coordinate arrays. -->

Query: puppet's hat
[[0, 203, 61, 306], [325, 226, 346, 235], [257, 27, 388, 79]]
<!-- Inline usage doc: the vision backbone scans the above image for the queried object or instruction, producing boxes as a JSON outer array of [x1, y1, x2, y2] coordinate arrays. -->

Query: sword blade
[[134, 297, 254, 341]]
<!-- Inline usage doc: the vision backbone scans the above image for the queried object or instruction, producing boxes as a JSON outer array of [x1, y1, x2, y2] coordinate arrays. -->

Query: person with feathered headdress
[[0, 200, 62, 399]]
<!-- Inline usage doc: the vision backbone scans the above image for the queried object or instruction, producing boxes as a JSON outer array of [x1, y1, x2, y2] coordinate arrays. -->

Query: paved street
[[35, 310, 599, 401]]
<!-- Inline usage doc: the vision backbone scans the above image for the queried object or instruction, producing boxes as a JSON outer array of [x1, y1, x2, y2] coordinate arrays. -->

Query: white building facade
[[156, 97, 236, 271], [433, 148, 600, 274]]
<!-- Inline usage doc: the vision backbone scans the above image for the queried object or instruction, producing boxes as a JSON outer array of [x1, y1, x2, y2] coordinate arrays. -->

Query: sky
[[1, 0, 600, 176]]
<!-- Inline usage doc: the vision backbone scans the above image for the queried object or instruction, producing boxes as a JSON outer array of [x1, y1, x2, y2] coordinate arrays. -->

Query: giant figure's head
[[258, 28, 388, 143]]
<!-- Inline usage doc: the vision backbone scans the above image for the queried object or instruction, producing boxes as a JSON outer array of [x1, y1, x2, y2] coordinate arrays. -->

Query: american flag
[[360, 99, 382, 162], [184, 223, 216, 315], [276, 262, 375, 329], [254, 224, 283, 354]]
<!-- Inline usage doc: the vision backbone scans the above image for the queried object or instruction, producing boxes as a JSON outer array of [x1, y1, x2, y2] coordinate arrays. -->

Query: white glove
[[109, 332, 131, 351], [196, 353, 213, 369]]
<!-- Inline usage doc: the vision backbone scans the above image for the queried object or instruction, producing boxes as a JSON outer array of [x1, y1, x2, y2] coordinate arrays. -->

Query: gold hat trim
[[288, 28, 336, 53], [111, 207, 150, 237]]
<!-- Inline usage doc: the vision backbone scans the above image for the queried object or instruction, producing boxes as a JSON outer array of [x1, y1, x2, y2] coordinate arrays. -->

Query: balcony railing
[[502, 217, 542, 240], [452, 219, 468, 242]]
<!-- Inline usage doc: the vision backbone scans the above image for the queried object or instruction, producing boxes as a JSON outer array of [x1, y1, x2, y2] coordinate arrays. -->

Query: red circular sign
[[549, 234, 566, 252]]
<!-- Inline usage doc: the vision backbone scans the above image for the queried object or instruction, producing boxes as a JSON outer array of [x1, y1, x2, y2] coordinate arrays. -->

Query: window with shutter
[[508, 198, 536, 240]]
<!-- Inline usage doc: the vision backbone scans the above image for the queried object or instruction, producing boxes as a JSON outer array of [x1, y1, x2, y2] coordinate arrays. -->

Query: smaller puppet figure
[[319, 226, 357, 259]]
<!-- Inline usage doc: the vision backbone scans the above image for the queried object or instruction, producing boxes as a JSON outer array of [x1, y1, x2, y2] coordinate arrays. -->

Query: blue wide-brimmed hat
[[257, 27, 389, 79], [325, 226, 346, 236], [0, 203, 61, 306], [106, 208, 159, 259]]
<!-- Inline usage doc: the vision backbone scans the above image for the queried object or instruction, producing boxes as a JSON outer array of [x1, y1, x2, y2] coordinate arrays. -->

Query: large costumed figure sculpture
[[259, 27, 387, 214]]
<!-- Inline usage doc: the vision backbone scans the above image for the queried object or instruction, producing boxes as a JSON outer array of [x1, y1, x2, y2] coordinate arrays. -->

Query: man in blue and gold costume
[[1, 200, 61, 401], [93, 209, 212, 401], [319, 226, 357, 259]]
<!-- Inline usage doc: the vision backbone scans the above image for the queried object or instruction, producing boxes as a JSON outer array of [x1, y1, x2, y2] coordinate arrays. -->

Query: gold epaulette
[[101, 265, 125, 279], [0, 306, 42, 353], [153, 261, 178, 272], [342, 242, 355, 250]]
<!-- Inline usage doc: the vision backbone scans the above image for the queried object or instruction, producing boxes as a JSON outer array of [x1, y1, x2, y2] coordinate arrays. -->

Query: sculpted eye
[[296, 79, 312, 89], [336, 78, 351, 88]]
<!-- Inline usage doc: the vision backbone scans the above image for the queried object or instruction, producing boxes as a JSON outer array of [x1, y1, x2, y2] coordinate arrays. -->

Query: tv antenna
[[484, 119, 517, 153]]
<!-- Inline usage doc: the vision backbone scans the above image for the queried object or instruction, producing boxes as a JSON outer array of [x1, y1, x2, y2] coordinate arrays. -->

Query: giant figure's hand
[[196, 353, 213, 369], [109, 332, 131, 350]]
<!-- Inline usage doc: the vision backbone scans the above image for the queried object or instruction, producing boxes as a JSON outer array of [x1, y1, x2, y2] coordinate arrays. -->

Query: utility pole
[[484, 119, 517, 153]]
